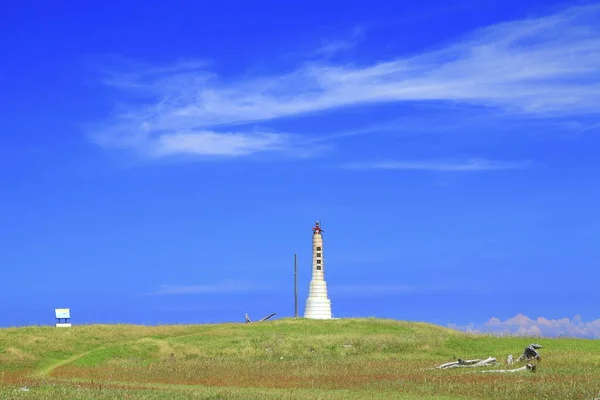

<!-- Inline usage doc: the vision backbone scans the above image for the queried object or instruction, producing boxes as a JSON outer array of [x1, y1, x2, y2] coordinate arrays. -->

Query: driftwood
[[517, 344, 543, 362], [481, 364, 536, 373], [260, 313, 276, 322], [436, 359, 480, 369], [245, 312, 276, 323], [436, 357, 497, 369], [471, 357, 497, 367]]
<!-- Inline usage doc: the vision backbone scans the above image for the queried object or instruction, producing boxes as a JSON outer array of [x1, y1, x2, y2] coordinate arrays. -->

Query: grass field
[[1, 318, 599, 399]]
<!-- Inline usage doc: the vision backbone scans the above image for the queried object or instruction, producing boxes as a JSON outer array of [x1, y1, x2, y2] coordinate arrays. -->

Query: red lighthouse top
[[312, 221, 323, 235]]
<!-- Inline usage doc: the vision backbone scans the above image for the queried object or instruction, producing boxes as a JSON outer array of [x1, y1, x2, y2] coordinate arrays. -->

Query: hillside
[[1, 318, 599, 399]]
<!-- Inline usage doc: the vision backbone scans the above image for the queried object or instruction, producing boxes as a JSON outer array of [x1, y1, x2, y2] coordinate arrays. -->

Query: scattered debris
[[517, 343, 543, 362], [265, 348, 273, 352], [342, 344, 353, 348], [19, 387, 30, 392], [245, 312, 276, 323], [432, 343, 545, 373], [481, 364, 536, 373]]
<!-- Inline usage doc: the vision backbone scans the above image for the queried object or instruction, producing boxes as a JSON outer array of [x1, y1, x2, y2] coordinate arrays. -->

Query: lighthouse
[[304, 221, 333, 319]]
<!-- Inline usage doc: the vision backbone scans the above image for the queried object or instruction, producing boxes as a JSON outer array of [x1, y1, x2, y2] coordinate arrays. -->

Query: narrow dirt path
[[32, 345, 108, 379], [30, 324, 236, 382]]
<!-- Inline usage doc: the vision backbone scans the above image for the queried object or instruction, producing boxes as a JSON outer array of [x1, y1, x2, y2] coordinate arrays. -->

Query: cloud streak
[[449, 313, 600, 338], [339, 158, 531, 172], [332, 284, 420, 296], [93, 4, 600, 158], [151, 281, 267, 295], [151, 131, 289, 157]]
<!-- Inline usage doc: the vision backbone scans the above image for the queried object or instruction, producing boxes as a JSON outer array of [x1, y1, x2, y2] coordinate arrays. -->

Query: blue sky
[[2, 0, 600, 337]]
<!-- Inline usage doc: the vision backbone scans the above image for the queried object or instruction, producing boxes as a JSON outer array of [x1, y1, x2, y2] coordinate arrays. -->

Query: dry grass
[[1, 318, 599, 399]]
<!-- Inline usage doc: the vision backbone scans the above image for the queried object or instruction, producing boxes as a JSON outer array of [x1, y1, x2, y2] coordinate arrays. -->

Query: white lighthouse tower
[[304, 221, 333, 319]]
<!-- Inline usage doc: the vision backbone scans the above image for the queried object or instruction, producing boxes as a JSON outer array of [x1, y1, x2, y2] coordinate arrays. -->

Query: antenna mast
[[294, 253, 298, 318]]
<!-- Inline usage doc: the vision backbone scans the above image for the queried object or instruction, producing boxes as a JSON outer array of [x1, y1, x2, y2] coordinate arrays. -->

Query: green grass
[[1, 318, 599, 399]]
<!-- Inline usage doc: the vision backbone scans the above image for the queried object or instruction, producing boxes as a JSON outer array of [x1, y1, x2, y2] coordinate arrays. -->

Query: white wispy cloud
[[93, 4, 600, 158], [314, 39, 358, 57], [449, 313, 600, 338], [151, 280, 267, 295], [339, 158, 531, 172], [313, 27, 364, 58]]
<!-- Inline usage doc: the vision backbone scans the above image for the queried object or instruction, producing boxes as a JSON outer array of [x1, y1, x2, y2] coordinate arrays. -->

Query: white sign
[[55, 308, 70, 319]]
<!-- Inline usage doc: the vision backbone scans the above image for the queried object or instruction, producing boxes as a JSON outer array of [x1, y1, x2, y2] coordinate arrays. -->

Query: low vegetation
[[1, 318, 599, 399]]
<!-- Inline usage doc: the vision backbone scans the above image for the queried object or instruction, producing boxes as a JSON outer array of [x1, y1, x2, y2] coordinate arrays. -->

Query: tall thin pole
[[294, 253, 298, 318]]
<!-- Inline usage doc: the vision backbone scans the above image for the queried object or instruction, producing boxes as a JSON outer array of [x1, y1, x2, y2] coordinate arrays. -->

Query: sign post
[[55, 308, 72, 327]]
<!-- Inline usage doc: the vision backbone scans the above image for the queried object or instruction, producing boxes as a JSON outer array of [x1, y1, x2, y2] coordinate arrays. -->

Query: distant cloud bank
[[449, 313, 600, 338]]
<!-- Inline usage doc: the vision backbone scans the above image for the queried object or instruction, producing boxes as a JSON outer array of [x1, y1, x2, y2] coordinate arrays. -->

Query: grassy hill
[[1, 318, 599, 399]]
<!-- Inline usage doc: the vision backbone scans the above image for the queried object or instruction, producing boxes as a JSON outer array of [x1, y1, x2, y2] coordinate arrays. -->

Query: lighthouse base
[[304, 280, 332, 319]]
